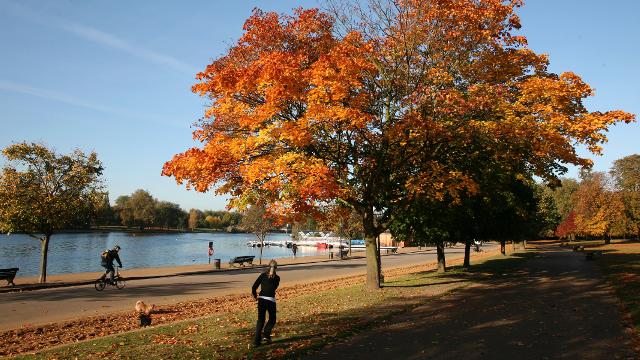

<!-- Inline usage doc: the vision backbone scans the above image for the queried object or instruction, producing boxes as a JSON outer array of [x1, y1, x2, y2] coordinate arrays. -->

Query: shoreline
[[7, 247, 421, 287], [7, 227, 287, 235]]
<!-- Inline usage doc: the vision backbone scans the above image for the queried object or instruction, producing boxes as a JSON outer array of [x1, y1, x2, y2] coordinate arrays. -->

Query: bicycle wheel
[[95, 279, 106, 291], [115, 277, 126, 289]]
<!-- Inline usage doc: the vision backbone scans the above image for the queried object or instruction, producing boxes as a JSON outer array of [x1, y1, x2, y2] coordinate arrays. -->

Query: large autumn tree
[[163, 1, 633, 289], [0, 143, 103, 283], [573, 171, 628, 243]]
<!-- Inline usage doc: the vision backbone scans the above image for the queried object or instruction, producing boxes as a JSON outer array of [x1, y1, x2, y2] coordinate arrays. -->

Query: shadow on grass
[[382, 279, 468, 288], [246, 252, 541, 358], [596, 251, 640, 330], [385, 251, 538, 289], [288, 249, 635, 360]]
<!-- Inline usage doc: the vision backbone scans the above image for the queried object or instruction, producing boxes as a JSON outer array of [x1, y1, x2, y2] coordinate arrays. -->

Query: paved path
[[309, 246, 637, 360], [0, 245, 493, 331]]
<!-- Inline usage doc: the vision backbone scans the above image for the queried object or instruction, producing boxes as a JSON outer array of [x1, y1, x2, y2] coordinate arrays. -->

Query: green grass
[[19, 252, 533, 360], [589, 241, 640, 334]]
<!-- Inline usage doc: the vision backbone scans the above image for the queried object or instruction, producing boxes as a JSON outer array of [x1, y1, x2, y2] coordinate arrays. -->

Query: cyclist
[[100, 245, 123, 284]]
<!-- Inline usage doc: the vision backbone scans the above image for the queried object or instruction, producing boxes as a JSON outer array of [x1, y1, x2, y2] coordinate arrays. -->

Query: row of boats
[[246, 231, 365, 250]]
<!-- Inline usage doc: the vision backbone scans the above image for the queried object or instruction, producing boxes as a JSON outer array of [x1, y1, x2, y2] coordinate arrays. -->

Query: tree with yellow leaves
[[0, 143, 104, 283]]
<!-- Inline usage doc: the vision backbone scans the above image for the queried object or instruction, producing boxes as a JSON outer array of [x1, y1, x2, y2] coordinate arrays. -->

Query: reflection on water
[[0, 232, 330, 277]]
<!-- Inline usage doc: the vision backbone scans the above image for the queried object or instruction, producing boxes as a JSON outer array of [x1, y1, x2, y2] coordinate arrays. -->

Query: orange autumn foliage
[[163, 2, 634, 288]]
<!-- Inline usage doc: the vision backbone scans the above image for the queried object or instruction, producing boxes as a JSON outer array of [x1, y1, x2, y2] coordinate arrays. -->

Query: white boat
[[293, 231, 350, 249], [246, 240, 293, 248]]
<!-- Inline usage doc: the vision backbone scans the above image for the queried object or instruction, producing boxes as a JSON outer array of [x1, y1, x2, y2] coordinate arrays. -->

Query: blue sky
[[0, 0, 638, 211]]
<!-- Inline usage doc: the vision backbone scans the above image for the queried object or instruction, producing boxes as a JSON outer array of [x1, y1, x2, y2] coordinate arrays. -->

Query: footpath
[[0, 248, 396, 293], [308, 244, 638, 360]]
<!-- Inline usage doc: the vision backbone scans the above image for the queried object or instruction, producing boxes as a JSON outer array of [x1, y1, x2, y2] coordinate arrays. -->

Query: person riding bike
[[100, 245, 123, 284]]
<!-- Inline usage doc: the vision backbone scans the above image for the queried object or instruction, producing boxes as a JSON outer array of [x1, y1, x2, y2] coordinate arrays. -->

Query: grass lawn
[[17, 252, 532, 360], [571, 240, 640, 336]]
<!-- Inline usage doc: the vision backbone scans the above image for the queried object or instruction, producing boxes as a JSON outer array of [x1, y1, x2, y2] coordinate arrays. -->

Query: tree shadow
[[260, 248, 636, 360], [382, 279, 468, 288]]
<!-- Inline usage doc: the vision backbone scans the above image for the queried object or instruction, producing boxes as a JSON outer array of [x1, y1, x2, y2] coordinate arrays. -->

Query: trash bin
[[213, 258, 221, 269], [329, 252, 334, 259]]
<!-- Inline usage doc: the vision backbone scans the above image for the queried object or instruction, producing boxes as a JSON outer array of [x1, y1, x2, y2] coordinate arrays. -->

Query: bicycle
[[95, 266, 126, 291]]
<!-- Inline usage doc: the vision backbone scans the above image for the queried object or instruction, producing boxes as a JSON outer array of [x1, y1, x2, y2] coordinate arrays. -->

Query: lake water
[[0, 232, 329, 277]]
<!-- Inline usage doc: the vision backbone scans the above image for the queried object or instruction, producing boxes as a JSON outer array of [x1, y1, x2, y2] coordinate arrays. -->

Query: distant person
[[291, 243, 298, 257], [474, 239, 482, 252], [251, 259, 280, 347], [100, 245, 123, 284]]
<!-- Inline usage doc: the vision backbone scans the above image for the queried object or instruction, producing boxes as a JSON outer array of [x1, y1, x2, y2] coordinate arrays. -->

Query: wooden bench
[[0, 268, 19, 286], [229, 256, 255, 267]]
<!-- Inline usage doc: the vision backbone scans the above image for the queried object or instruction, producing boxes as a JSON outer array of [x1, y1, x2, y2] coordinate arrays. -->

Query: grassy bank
[[18, 252, 532, 360], [571, 240, 640, 335]]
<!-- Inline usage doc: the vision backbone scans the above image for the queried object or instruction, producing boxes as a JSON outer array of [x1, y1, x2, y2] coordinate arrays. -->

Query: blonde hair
[[267, 260, 277, 278]]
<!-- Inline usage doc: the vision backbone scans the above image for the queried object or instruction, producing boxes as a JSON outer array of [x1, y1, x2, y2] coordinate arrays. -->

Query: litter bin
[[329, 252, 334, 259], [213, 258, 221, 269]]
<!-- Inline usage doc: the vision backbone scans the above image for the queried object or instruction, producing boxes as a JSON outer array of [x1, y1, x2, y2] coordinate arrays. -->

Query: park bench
[[229, 256, 255, 267], [0, 268, 19, 286]]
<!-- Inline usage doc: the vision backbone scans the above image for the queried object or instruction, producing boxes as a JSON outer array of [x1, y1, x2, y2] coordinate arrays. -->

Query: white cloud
[[0, 79, 182, 127], [2, 0, 199, 75]]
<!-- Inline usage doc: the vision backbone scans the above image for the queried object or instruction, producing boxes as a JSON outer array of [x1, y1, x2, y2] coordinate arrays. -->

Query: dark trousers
[[102, 263, 115, 282], [254, 298, 276, 345]]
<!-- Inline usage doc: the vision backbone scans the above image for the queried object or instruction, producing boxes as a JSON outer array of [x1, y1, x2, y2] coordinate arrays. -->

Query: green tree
[[389, 198, 453, 273], [550, 178, 580, 221], [93, 191, 113, 228], [0, 142, 103, 283], [128, 190, 156, 230], [155, 201, 186, 229], [534, 184, 562, 238], [113, 195, 132, 227]]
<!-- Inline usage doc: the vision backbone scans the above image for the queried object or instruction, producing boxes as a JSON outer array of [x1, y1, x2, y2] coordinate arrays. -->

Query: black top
[[102, 249, 122, 267], [252, 272, 280, 298]]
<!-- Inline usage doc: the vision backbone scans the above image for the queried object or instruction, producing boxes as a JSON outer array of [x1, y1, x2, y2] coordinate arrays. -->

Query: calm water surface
[[0, 232, 328, 277]]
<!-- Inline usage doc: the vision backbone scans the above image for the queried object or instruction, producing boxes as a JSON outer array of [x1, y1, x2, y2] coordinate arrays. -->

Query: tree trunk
[[605, 234, 611, 245], [376, 235, 383, 284], [39, 234, 51, 283], [500, 240, 506, 255], [436, 242, 446, 273], [523, 240, 527, 249], [363, 208, 381, 290], [463, 239, 471, 269]]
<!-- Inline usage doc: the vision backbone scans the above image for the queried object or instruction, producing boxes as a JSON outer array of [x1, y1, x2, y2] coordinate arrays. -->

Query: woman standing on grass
[[252, 259, 280, 347]]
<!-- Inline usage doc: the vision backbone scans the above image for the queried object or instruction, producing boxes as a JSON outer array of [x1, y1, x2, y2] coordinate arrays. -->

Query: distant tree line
[[94, 189, 243, 232], [550, 154, 640, 243]]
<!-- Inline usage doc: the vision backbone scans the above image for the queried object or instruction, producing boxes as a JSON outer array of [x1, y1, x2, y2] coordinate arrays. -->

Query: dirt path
[[307, 246, 637, 360]]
